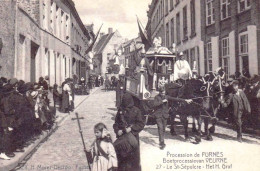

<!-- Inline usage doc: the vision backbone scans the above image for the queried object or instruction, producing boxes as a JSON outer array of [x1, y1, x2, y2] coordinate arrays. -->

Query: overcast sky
[[74, 0, 150, 40]]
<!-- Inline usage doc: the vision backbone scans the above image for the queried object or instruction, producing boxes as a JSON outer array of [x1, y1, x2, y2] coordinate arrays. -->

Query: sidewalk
[[0, 87, 100, 171]]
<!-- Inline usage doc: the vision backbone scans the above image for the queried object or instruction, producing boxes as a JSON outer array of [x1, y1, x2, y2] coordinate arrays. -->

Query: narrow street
[[17, 89, 260, 171]]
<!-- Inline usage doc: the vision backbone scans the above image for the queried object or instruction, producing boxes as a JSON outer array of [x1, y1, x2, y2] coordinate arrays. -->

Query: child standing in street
[[90, 123, 118, 171]]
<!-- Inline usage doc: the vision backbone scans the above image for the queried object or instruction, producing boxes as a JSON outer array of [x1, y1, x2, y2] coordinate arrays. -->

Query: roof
[[123, 36, 142, 48], [94, 32, 115, 54]]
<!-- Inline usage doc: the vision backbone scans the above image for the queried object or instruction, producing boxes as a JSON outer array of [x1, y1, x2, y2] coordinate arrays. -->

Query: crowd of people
[[0, 74, 100, 160], [0, 76, 54, 160]]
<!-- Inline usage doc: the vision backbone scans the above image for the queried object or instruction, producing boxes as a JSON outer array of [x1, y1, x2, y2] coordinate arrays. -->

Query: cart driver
[[173, 52, 192, 81]]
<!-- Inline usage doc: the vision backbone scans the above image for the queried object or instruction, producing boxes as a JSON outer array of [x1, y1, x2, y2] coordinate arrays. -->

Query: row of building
[[93, 28, 126, 77], [146, 0, 260, 77], [0, 0, 95, 87]]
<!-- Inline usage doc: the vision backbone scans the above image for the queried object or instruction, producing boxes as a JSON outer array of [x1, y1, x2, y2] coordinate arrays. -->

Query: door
[[30, 41, 39, 82]]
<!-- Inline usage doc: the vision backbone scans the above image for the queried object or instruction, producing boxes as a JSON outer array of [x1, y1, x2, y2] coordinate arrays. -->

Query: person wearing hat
[[221, 80, 251, 142], [153, 86, 192, 149], [173, 52, 192, 81]]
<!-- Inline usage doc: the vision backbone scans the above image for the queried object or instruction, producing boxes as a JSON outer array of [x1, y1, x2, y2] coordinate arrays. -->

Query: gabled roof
[[94, 32, 115, 55]]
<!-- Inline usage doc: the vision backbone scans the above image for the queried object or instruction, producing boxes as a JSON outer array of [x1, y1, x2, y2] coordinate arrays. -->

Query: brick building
[[0, 0, 93, 86], [147, 0, 205, 75], [202, 0, 260, 77], [146, 0, 260, 77]]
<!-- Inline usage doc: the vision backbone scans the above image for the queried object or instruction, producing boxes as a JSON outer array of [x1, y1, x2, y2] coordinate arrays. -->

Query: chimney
[[100, 32, 105, 37], [108, 28, 113, 34]]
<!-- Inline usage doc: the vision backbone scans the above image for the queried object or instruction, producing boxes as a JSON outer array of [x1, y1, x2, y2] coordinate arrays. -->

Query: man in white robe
[[173, 52, 192, 81]]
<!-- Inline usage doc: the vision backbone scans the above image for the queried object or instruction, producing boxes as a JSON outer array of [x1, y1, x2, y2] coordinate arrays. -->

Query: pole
[[75, 112, 91, 170]]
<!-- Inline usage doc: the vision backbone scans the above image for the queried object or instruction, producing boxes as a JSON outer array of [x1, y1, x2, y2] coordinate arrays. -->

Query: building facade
[[146, 0, 260, 77], [202, 0, 260, 77], [147, 0, 205, 75], [123, 36, 142, 74], [93, 28, 125, 77], [0, 0, 93, 86]]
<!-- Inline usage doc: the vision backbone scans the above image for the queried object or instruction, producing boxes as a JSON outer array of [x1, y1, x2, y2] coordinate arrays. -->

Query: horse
[[166, 75, 219, 142]]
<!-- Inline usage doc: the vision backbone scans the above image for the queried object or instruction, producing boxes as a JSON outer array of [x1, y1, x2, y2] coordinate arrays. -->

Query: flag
[[137, 16, 152, 51], [85, 24, 103, 55]]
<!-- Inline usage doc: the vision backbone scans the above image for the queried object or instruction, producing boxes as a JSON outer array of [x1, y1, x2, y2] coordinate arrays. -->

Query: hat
[[2, 84, 15, 93], [17, 84, 27, 94], [30, 91, 38, 98], [179, 52, 184, 56], [0, 77, 7, 83], [39, 77, 44, 82], [9, 78, 18, 85]]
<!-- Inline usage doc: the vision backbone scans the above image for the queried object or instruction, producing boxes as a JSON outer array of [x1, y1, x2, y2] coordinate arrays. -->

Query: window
[[176, 13, 181, 44], [170, 18, 174, 45], [207, 42, 213, 72], [223, 58, 230, 79], [239, 33, 248, 55], [222, 37, 229, 57], [170, 0, 174, 10], [190, 48, 196, 68], [221, 0, 231, 20], [166, 23, 170, 47], [222, 37, 230, 78], [165, 0, 168, 15], [206, 0, 215, 25], [238, 0, 251, 13], [184, 50, 190, 64], [160, 1, 164, 19], [190, 0, 196, 36], [183, 6, 188, 39]]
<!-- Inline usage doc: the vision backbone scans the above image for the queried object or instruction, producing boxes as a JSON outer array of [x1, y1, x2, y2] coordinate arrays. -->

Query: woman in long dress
[[61, 79, 71, 113]]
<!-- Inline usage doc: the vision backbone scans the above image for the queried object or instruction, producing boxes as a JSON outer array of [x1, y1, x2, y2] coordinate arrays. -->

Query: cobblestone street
[[17, 88, 260, 171]]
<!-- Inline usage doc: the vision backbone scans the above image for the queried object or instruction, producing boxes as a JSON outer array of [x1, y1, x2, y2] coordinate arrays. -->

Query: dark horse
[[165, 76, 219, 142]]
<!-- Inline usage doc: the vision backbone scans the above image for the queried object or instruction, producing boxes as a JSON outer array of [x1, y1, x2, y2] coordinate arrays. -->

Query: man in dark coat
[[221, 80, 251, 142], [153, 86, 192, 149], [113, 93, 145, 171]]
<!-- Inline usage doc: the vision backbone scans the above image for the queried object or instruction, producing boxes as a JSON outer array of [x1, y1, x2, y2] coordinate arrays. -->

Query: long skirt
[[61, 92, 70, 112]]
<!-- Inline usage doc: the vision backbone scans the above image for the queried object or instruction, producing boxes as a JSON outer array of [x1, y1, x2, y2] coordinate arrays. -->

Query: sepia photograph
[[0, 0, 260, 170]]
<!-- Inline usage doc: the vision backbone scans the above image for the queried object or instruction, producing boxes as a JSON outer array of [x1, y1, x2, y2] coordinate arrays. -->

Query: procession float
[[124, 38, 177, 123]]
